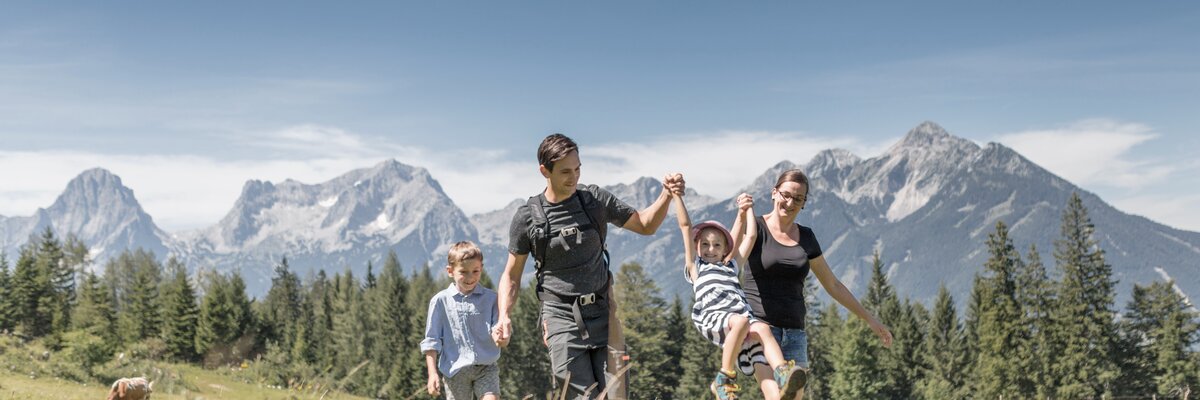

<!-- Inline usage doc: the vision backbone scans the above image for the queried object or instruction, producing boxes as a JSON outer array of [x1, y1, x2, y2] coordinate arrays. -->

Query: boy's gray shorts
[[444, 364, 500, 399]]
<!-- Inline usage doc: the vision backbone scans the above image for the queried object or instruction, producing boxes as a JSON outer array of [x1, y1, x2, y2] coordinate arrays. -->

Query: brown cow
[[106, 377, 153, 400]]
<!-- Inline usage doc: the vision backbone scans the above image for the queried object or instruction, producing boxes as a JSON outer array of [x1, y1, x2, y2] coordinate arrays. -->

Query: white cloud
[[1110, 194, 1200, 233], [997, 119, 1172, 189], [0, 126, 883, 233]]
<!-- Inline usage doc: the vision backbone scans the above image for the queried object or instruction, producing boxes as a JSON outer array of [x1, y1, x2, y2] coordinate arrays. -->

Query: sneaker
[[775, 360, 807, 399], [710, 371, 740, 400]]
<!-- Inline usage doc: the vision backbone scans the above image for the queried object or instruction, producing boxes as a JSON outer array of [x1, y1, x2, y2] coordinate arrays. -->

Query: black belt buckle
[[578, 293, 597, 306]]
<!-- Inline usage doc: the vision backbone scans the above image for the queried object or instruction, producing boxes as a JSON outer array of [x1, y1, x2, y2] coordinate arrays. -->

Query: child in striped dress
[[673, 191, 804, 400]]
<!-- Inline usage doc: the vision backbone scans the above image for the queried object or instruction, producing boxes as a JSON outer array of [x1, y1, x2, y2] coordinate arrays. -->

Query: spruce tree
[[262, 256, 303, 351], [374, 252, 421, 398], [331, 269, 370, 394], [1051, 193, 1118, 399], [915, 285, 968, 400], [1124, 280, 1200, 398], [675, 295, 721, 400], [972, 221, 1028, 398], [0, 253, 13, 331], [196, 271, 253, 365], [118, 250, 162, 342], [72, 271, 119, 350], [864, 251, 913, 399], [614, 262, 673, 399], [829, 308, 887, 399], [807, 302, 845, 400], [1017, 245, 1058, 397], [34, 228, 74, 334], [308, 270, 335, 370], [662, 296, 687, 398], [158, 257, 199, 361], [12, 245, 52, 337]]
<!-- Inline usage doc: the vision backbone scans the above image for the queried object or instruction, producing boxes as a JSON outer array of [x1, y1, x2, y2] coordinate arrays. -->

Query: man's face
[[448, 258, 483, 294], [541, 150, 581, 193]]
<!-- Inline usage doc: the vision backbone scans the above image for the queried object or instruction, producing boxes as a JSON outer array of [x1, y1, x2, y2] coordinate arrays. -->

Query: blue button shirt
[[420, 284, 501, 378]]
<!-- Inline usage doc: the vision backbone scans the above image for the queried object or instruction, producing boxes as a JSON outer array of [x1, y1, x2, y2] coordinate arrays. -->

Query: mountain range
[[2, 122, 1196, 308]]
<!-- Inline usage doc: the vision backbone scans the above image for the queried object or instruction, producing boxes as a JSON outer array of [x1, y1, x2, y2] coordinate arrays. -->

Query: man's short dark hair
[[538, 133, 578, 171]]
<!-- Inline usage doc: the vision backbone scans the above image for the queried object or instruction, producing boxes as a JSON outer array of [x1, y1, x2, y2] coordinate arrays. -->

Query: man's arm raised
[[495, 251, 528, 342]]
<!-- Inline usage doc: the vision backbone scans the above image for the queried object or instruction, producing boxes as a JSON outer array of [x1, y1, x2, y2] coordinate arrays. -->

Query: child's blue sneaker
[[710, 370, 740, 400], [775, 360, 807, 399]]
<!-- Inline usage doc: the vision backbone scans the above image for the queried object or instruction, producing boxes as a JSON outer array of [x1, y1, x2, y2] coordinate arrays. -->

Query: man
[[494, 133, 683, 399]]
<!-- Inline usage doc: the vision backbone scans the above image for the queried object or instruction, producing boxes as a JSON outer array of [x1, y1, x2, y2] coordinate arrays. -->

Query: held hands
[[494, 316, 512, 345], [736, 193, 754, 212], [492, 324, 510, 347], [663, 173, 686, 196]]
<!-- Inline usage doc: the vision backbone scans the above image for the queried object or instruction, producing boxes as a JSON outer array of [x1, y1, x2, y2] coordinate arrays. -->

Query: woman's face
[[773, 181, 808, 216]]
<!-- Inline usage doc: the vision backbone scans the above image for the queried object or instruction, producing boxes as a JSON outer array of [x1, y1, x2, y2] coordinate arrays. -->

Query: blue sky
[[2, 1, 1198, 231]]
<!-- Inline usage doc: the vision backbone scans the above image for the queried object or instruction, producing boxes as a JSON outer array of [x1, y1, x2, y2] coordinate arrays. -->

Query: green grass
[[0, 336, 371, 400]]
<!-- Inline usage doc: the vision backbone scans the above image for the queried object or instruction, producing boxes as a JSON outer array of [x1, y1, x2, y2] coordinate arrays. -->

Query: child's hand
[[492, 325, 510, 347], [427, 373, 441, 396], [736, 193, 754, 211]]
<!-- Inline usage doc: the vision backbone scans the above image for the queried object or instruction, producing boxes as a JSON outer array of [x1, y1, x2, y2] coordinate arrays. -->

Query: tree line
[[0, 192, 1196, 399]]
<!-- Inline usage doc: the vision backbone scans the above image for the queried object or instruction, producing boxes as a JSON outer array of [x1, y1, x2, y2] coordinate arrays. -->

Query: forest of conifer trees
[[1, 192, 1197, 399]]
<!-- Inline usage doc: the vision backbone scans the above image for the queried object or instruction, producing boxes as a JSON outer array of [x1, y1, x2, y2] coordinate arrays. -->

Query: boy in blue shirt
[[422, 241, 507, 399]]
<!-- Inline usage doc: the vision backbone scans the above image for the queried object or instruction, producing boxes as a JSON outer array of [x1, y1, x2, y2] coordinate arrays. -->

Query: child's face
[[447, 258, 483, 294], [697, 228, 729, 263]]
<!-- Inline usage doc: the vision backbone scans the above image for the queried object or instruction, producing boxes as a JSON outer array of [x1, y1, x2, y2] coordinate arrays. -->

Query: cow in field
[[106, 377, 153, 400]]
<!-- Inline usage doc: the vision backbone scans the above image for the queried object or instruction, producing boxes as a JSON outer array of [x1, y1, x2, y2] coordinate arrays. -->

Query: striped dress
[[686, 257, 763, 351]]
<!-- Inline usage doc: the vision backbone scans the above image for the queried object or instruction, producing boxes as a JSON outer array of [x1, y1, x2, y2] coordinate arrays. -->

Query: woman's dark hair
[[537, 133, 578, 170], [775, 169, 809, 191]]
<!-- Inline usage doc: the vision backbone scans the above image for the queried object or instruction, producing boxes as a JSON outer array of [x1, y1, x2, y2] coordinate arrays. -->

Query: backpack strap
[[526, 194, 551, 293]]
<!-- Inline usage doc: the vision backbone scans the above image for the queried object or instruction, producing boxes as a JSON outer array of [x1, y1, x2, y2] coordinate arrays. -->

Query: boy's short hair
[[447, 241, 483, 267], [537, 133, 578, 171]]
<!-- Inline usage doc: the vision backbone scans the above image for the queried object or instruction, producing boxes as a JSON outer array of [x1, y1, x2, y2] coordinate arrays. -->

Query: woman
[[741, 169, 893, 400]]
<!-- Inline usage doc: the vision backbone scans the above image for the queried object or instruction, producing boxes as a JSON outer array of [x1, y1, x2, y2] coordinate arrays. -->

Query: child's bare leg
[[481, 394, 498, 400], [750, 322, 787, 368], [722, 314, 751, 374], [753, 363, 781, 400]]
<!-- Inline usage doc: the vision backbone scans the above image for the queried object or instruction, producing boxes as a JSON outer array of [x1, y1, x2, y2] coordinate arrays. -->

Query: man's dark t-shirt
[[743, 215, 823, 330], [508, 185, 636, 297]]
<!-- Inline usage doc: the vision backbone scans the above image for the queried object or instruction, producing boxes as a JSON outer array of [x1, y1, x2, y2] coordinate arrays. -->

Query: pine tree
[[12, 245, 52, 337], [615, 262, 674, 399], [1124, 280, 1200, 398], [331, 269, 370, 394], [961, 274, 983, 397], [374, 252, 421, 398], [972, 221, 1028, 398], [864, 251, 915, 399], [159, 257, 199, 361], [118, 250, 162, 342], [196, 271, 253, 365], [72, 271, 119, 350], [1051, 193, 1118, 399], [915, 285, 968, 400], [0, 253, 14, 331], [829, 308, 887, 399], [1017, 245, 1058, 397], [34, 228, 74, 334], [261, 256, 303, 351], [807, 302, 844, 400], [662, 296, 687, 398], [308, 270, 335, 369], [675, 295, 721, 400], [498, 277, 554, 398]]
